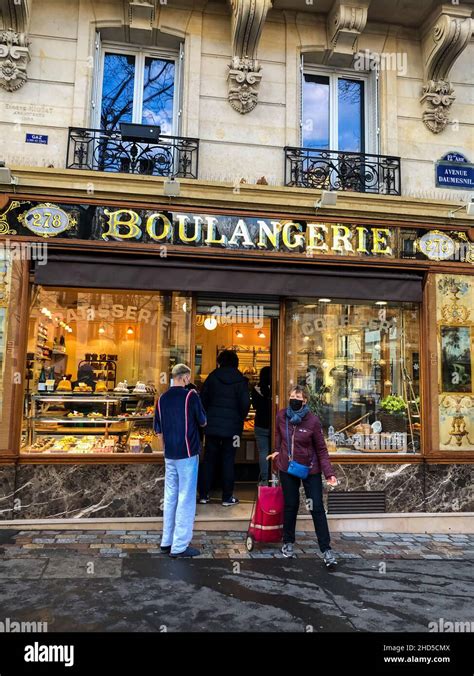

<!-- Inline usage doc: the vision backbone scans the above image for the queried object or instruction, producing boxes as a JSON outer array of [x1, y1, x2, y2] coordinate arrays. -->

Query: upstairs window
[[301, 66, 376, 153], [97, 47, 179, 135]]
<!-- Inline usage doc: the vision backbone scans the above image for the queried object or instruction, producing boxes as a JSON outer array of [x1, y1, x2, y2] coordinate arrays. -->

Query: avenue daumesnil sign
[[435, 152, 474, 190], [0, 198, 473, 263]]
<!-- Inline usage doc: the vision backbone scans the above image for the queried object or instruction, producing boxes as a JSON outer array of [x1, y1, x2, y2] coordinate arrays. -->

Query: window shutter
[[176, 42, 184, 136], [299, 54, 304, 147], [90, 32, 102, 128]]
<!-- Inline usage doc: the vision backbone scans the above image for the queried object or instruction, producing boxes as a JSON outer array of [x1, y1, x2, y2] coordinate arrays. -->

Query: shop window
[[301, 65, 376, 153], [97, 47, 180, 134], [435, 275, 474, 451], [22, 288, 191, 456], [285, 298, 421, 454]]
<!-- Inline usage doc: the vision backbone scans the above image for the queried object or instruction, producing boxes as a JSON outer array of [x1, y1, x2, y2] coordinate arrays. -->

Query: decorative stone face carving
[[227, 0, 272, 114], [420, 7, 473, 134], [0, 28, 30, 91], [420, 79, 456, 134]]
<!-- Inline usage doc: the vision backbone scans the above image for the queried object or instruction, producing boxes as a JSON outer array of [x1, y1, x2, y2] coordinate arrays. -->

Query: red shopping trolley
[[245, 480, 284, 552]]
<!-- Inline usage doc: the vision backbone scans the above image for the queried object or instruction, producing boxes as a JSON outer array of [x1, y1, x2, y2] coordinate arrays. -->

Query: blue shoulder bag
[[286, 417, 311, 480]]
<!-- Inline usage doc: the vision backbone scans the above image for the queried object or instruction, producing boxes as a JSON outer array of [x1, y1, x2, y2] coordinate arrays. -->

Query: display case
[[23, 392, 158, 455]]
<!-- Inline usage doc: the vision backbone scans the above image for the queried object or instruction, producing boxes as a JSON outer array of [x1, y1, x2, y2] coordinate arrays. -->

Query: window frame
[[93, 38, 182, 136], [300, 60, 378, 154]]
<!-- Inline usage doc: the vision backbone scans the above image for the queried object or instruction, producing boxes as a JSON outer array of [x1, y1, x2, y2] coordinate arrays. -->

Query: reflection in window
[[101, 53, 136, 130], [100, 52, 176, 134], [302, 71, 366, 152], [285, 298, 421, 454], [142, 57, 175, 135], [338, 78, 364, 152], [22, 288, 191, 456], [303, 74, 329, 148]]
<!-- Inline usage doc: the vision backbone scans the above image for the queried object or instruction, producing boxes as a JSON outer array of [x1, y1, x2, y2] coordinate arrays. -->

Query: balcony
[[284, 147, 401, 196], [66, 127, 199, 179]]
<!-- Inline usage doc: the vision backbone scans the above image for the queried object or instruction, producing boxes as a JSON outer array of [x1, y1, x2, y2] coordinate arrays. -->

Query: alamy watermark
[[354, 49, 408, 76], [428, 618, 473, 632], [0, 240, 48, 265], [209, 302, 264, 329], [0, 617, 48, 632]]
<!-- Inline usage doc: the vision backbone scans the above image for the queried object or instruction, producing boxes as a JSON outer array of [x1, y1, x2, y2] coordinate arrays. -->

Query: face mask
[[289, 398, 304, 411]]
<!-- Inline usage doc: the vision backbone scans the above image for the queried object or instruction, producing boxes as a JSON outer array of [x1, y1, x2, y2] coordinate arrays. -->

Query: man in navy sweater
[[154, 363, 207, 558]]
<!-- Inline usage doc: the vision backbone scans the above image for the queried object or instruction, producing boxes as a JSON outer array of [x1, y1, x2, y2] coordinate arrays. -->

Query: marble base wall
[[0, 466, 16, 519], [297, 463, 472, 516], [1, 464, 165, 520], [0, 462, 472, 520]]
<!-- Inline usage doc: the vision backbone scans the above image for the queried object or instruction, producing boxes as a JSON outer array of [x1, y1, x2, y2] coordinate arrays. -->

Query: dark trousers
[[201, 435, 237, 502], [279, 470, 331, 553]]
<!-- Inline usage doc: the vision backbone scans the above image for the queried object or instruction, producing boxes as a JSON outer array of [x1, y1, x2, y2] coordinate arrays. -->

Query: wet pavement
[[0, 529, 473, 632]]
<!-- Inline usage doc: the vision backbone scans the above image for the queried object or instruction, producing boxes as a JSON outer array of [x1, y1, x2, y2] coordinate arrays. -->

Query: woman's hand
[[266, 452, 279, 460], [326, 475, 338, 487]]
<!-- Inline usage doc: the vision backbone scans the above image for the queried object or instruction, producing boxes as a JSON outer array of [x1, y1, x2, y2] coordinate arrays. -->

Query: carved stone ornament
[[326, 0, 370, 66], [420, 6, 473, 134], [0, 28, 30, 91], [227, 0, 272, 114]]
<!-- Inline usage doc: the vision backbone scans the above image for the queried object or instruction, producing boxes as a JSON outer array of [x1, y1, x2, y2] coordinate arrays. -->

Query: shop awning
[[34, 253, 424, 302]]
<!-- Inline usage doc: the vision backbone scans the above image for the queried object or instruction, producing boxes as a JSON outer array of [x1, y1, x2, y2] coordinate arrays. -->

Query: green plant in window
[[379, 394, 407, 415], [307, 384, 330, 420]]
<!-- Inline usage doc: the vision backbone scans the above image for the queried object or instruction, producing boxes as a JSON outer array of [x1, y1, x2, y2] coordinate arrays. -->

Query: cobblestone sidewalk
[[1, 529, 473, 560]]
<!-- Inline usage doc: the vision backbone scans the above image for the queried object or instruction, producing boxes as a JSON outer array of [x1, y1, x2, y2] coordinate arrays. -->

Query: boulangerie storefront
[[0, 193, 472, 519]]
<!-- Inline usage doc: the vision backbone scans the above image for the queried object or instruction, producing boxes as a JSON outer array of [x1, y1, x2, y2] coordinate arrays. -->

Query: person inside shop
[[65, 364, 98, 416], [154, 363, 207, 558], [198, 349, 250, 507], [73, 364, 96, 391], [267, 384, 339, 568], [251, 366, 272, 485]]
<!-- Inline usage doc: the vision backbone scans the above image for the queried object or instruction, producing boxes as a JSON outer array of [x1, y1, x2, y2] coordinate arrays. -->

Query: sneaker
[[222, 496, 240, 507], [198, 496, 210, 504], [281, 543, 296, 558], [323, 549, 338, 569], [170, 546, 201, 558], [160, 545, 171, 553]]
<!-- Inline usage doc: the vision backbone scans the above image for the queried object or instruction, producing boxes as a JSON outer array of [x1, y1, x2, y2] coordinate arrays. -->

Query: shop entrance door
[[193, 295, 280, 503]]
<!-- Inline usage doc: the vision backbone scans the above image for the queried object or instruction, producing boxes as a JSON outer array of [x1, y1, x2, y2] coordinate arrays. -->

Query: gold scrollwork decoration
[[0, 200, 23, 235]]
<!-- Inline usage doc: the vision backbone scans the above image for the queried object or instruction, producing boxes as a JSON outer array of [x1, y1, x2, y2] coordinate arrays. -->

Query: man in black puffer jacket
[[199, 350, 250, 506]]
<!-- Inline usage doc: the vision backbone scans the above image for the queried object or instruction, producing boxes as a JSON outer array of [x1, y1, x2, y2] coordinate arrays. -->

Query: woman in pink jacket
[[268, 384, 339, 568]]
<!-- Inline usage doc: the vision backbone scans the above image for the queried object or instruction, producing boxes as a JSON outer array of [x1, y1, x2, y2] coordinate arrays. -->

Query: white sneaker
[[222, 496, 240, 507], [281, 543, 296, 558]]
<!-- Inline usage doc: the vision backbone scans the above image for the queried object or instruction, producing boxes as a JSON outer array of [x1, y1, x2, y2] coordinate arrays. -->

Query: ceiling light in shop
[[204, 317, 217, 331], [257, 330, 265, 338], [98, 326, 105, 334], [126, 327, 134, 335], [303, 335, 310, 342], [304, 304, 317, 309], [375, 301, 387, 306], [235, 329, 244, 338], [318, 298, 331, 303]]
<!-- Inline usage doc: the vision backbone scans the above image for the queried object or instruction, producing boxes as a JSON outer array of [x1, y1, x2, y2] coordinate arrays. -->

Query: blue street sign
[[436, 152, 474, 189], [26, 133, 48, 145]]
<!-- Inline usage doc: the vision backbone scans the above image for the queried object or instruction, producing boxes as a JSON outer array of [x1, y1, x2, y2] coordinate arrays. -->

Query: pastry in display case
[[73, 382, 93, 393], [95, 379, 108, 393], [114, 380, 129, 393], [23, 390, 158, 455], [56, 377, 72, 392]]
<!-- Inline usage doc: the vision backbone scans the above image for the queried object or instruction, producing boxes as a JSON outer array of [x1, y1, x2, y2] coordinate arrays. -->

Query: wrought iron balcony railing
[[284, 147, 401, 195], [66, 127, 199, 179]]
